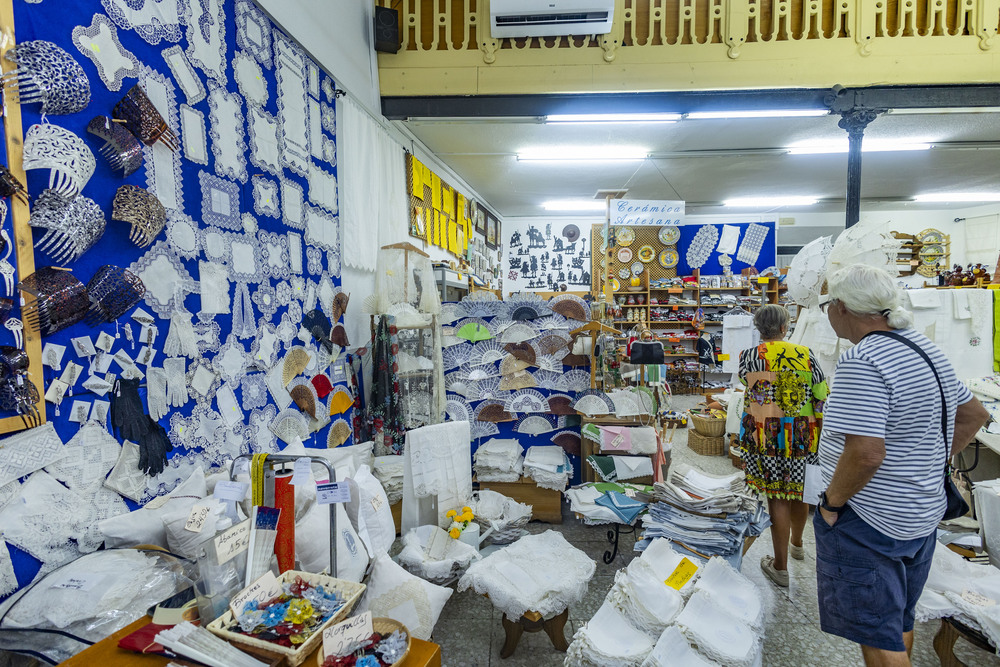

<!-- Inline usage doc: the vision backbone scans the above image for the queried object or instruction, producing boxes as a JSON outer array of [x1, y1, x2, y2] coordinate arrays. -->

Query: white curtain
[[336, 95, 408, 271]]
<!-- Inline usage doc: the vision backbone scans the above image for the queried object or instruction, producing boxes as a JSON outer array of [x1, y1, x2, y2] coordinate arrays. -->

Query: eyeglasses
[[819, 298, 838, 313]]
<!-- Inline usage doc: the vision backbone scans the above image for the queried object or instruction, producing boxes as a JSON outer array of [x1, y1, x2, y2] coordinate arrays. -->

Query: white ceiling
[[395, 110, 1000, 220]]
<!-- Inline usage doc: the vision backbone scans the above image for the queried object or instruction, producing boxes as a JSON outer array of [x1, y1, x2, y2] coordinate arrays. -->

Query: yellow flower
[[461, 512, 474, 523], [462, 506, 472, 513], [446, 509, 457, 518], [449, 527, 461, 539]]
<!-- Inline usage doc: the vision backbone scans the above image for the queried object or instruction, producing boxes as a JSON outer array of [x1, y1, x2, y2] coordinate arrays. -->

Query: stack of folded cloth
[[580, 424, 659, 455], [523, 445, 572, 490], [567, 540, 764, 667], [916, 541, 1000, 647], [636, 463, 769, 568], [565, 482, 654, 525], [473, 438, 524, 482], [373, 455, 405, 505], [471, 489, 532, 544], [586, 455, 654, 483]]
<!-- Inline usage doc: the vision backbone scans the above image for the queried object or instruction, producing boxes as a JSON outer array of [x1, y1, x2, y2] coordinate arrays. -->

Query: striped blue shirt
[[818, 328, 973, 540]]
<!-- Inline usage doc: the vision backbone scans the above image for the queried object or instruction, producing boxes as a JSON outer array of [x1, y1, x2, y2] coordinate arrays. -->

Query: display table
[[579, 415, 666, 485], [933, 616, 994, 666], [59, 616, 442, 667]]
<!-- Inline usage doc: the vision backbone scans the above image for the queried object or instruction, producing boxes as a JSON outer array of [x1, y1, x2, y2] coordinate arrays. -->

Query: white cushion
[[358, 553, 452, 640], [295, 489, 369, 583], [98, 467, 207, 548], [353, 464, 395, 556]]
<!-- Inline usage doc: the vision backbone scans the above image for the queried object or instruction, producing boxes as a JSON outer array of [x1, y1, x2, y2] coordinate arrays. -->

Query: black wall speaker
[[374, 7, 400, 54]]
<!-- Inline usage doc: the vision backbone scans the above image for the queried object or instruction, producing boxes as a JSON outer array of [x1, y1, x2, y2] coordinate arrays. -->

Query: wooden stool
[[934, 617, 994, 666], [498, 608, 570, 658]]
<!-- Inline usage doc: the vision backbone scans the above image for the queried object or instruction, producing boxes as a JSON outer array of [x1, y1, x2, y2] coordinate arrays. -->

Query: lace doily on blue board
[[234, 0, 273, 69], [128, 240, 196, 320], [252, 175, 280, 218], [251, 282, 278, 322], [234, 50, 268, 107], [281, 178, 305, 230], [214, 334, 251, 384], [71, 14, 140, 92], [258, 230, 290, 277], [306, 246, 323, 274], [274, 33, 310, 177], [247, 105, 282, 177], [240, 372, 268, 411], [164, 210, 201, 260], [208, 83, 248, 183], [179, 104, 209, 166], [137, 64, 183, 213], [102, 0, 183, 45], [199, 171, 242, 230], [162, 45, 206, 105], [251, 322, 280, 368], [184, 0, 227, 85]]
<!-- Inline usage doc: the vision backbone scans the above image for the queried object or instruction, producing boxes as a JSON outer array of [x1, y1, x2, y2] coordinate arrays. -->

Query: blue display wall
[[1, 0, 345, 591], [674, 221, 777, 276]]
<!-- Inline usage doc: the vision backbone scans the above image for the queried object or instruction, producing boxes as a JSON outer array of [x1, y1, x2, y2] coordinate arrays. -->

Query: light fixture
[[723, 196, 819, 207], [541, 200, 608, 211], [913, 192, 1000, 202], [686, 109, 829, 120], [886, 107, 1000, 115], [545, 113, 681, 123], [516, 146, 648, 161], [787, 139, 932, 154]]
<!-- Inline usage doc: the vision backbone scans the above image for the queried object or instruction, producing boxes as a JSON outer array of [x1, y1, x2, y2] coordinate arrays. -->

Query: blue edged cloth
[[595, 491, 646, 524]]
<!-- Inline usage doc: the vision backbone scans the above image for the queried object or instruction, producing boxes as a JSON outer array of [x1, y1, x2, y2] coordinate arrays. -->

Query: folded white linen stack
[[916, 541, 1000, 648], [564, 601, 655, 667], [565, 485, 620, 525], [373, 455, 404, 504], [674, 591, 761, 667], [473, 438, 524, 482], [523, 445, 572, 490], [655, 463, 750, 514]]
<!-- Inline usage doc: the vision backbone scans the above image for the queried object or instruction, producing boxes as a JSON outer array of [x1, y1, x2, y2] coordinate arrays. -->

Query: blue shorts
[[813, 505, 936, 652]]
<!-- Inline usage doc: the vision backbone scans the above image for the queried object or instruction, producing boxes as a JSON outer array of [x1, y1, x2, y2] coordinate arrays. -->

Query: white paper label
[[290, 457, 311, 486], [371, 495, 384, 513], [316, 482, 350, 504], [69, 400, 90, 423], [229, 571, 282, 617], [323, 611, 373, 657], [95, 332, 115, 353], [214, 519, 251, 564], [184, 504, 212, 533], [51, 573, 102, 591], [214, 480, 249, 502]]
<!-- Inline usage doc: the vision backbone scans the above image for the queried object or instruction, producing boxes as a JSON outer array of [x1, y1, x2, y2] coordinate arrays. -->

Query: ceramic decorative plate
[[617, 247, 634, 263], [917, 229, 944, 244], [920, 244, 944, 257], [631, 261, 644, 276], [610, 277, 621, 292], [618, 267, 631, 279], [616, 227, 635, 246], [659, 248, 679, 268], [659, 225, 680, 245], [637, 245, 654, 263]]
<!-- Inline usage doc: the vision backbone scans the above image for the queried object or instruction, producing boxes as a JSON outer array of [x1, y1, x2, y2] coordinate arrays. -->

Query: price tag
[[51, 572, 102, 591], [667, 288, 683, 294], [290, 457, 312, 486], [717, 354, 730, 361], [316, 482, 350, 505], [184, 504, 212, 533], [323, 611, 373, 658], [229, 571, 282, 617], [611, 434, 625, 449], [214, 480, 249, 502], [234, 459, 251, 476], [370, 495, 384, 513], [664, 557, 698, 590], [213, 519, 251, 564], [757, 277, 770, 284]]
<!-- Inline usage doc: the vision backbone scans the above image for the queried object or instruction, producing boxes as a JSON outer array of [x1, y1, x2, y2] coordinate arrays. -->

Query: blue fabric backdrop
[[675, 221, 777, 275]]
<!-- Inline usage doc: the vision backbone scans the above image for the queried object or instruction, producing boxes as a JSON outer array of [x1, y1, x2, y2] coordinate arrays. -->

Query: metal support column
[[837, 109, 882, 228]]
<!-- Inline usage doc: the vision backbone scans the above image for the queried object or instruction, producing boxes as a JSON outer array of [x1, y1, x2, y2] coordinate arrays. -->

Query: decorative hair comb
[[18, 266, 90, 336], [0, 373, 41, 428], [111, 185, 166, 248], [0, 346, 29, 378], [86, 265, 145, 324], [112, 84, 178, 151], [0, 166, 28, 204], [29, 189, 106, 263], [23, 123, 96, 198], [86, 116, 143, 176], [1, 40, 91, 115]]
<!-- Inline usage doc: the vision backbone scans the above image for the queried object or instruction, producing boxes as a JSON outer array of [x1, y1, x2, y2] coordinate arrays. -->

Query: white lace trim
[[252, 175, 280, 218], [207, 83, 247, 183], [102, 0, 182, 45], [198, 170, 242, 230], [129, 240, 196, 320], [234, 50, 268, 107], [0, 424, 66, 488], [184, 0, 227, 85], [274, 33, 310, 176], [179, 104, 208, 166], [71, 14, 139, 92], [161, 45, 205, 105], [247, 104, 281, 176], [138, 65, 183, 212], [234, 0, 273, 69]]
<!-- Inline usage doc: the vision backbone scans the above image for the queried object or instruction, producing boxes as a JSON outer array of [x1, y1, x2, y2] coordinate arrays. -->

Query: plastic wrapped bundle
[[473, 438, 524, 482]]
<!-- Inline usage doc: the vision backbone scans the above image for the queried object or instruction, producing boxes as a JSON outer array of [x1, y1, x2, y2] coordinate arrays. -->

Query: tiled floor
[[426, 396, 1000, 666]]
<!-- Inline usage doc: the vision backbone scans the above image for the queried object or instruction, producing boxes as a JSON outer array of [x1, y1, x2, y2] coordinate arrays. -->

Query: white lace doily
[[213, 334, 251, 384], [129, 241, 195, 319], [321, 102, 336, 133], [735, 223, 769, 266], [234, 50, 268, 107], [103, 441, 147, 502], [0, 540, 17, 598], [0, 423, 66, 488], [44, 421, 120, 492], [23, 123, 95, 199], [102, 0, 182, 45], [258, 230, 290, 277], [164, 210, 201, 260], [184, 0, 226, 84], [251, 282, 278, 322], [288, 232, 303, 274], [0, 472, 84, 570], [198, 262, 230, 321], [306, 246, 323, 274], [252, 175, 280, 218], [323, 136, 336, 165], [198, 170, 242, 230], [247, 105, 281, 176], [71, 13, 139, 92], [162, 45, 205, 104], [686, 224, 719, 269], [245, 405, 279, 453], [251, 322, 280, 367], [232, 282, 255, 338], [208, 83, 247, 183], [240, 372, 268, 410], [274, 33, 310, 176], [307, 163, 338, 214], [179, 103, 208, 166], [186, 358, 222, 406], [234, 0, 272, 69], [304, 204, 339, 251], [281, 178, 305, 229]]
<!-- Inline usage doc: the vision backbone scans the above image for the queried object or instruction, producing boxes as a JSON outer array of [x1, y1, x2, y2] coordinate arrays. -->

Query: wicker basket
[[314, 618, 411, 667], [690, 411, 726, 437], [207, 570, 365, 666], [688, 430, 726, 456]]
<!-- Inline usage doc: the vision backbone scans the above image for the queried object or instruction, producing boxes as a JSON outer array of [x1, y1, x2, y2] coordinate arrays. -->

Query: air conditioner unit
[[490, 0, 615, 38]]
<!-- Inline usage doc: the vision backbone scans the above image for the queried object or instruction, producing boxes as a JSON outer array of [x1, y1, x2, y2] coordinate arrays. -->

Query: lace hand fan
[[460, 291, 502, 318], [287, 377, 320, 419], [499, 354, 530, 376], [609, 388, 643, 417], [439, 302, 464, 325], [470, 340, 505, 366], [282, 346, 310, 386], [531, 370, 564, 391], [499, 370, 536, 391], [549, 294, 589, 321], [445, 396, 474, 423], [533, 314, 569, 331], [470, 420, 500, 439], [499, 322, 539, 344], [487, 318, 515, 337], [461, 363, 499, 382], [469, 376, 503, 401], [550, 430, 581, 456], [446, 380, 472, 399], [506, 389, 549, 413], [562, 369, 591, 392], [474, 400, 514, 423], [574, 390, 614, 417], [504, 342, 536, 365], [270, 408, 310, 444], [515, 414, 556, 435], [442, 343, 474, 371], [533, 354, 565, 373], [535, 333, 571, 356], [546, 393, 576, 415], [327, 418, 351, 447]]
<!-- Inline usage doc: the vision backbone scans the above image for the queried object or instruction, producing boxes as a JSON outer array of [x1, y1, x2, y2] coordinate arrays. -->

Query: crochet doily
[[164, 210, 200, 260], [240, 372, 268, 410], [686, 224, 719, 269], [162, 45, 206, 105], [102, 0, 183, 45], [71, 14, 139, 92]]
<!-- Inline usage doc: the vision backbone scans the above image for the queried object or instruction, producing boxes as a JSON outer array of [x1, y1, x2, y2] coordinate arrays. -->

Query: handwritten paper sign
[[50, 572, 102, 592], [664, 557, 698, 590], [184, 504, 212, 533], [229, 571, 282, 617], [214, 519, 251, 564], [290, 457, 312, 486], [214, 480, 249, 502], [317, 482, 350, 505], [323, 611, 373, 657]]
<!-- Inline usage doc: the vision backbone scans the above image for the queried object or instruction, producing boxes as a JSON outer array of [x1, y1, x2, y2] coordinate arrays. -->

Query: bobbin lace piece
[[0, 423, 65, 488], [129, 241, 196, 320], [87, 115, 143, 176], [275, 312, 298, 347], [252, 323, 279, 367], [287, 233, 303, 274], [234, 51, 268, 107], [178, 104, 208, 166], [281, 178, 305, 229], [213, 334, 251, 385], [247, 105, 281, 176], [304, 204, 339, 252], [258, 231, 290, 277], [246, 405, 279, 453], [23, 123, 95, 198], [323, 137, 337, 165], [0, 471, 85, 571], [235, 0, 272, 69], [161, 45, 205, 105], [198, 261, 230, 319], [275, 34, 310, 176], [2, 41, 91, 115], [252, 175, 280, 218], [251, 283, 278, 323], [322, 78, 335, 102], [308, 164, 338, 213], [112, 185, 166, 248], [30, 190, 106, 263], [187, 359, 221, 405], [306, 247, 323, 274], [184, 0, 227, 84], [163, 210, 200, 260], [736, 223, 769, 266], [240, 372, 267, 410], [208, 83, 247, 183], [321, 102, 336, 134], [686, 224, 719, 269], [198, 171, 242, 230], [102, 0, 183, 45], [71, 14, 139, 92], [86, 265, 145, 323], [19, 267, 90, 336], [232, 282, 255, 338], [113, 84, 178, 150]]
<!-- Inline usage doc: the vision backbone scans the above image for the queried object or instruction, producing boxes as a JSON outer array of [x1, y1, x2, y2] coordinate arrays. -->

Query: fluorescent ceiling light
[[723, 196, 819, 207], [787, 139, 932, 154], [545, 113, 681, 123], [913, 192, 1000, 202], [686, 109, 828, 119], [516, 146, 648, 161], [542, 200, 608, 211], [886, 107, 1000, 115]]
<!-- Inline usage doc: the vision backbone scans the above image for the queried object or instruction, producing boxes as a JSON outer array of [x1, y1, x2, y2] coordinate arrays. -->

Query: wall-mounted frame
[[485, 209, 499, 249]]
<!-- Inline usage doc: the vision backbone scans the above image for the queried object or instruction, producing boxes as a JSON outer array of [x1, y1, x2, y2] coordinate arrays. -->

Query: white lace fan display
[[786, 235, 833, 307]]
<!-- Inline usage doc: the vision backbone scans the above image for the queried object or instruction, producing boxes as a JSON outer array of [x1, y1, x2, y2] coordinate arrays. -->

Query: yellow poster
[[442, 186, 454, 217], [431, 174, 441, 210]]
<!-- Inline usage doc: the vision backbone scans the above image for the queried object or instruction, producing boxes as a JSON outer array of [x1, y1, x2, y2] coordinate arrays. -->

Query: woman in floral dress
[[738, 305, 828, 587]]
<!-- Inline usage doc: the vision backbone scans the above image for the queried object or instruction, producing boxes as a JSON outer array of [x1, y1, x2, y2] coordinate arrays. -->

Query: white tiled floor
[[427, 396, 1000, 665]]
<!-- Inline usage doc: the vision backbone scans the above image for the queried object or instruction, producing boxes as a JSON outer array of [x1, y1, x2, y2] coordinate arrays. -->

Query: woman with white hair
[[738, 303, 828, 588], [815, 264, 989, 666]]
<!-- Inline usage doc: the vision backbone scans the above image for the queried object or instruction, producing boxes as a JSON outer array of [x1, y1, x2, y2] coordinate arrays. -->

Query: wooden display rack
[[476, 476, 563, 523]]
